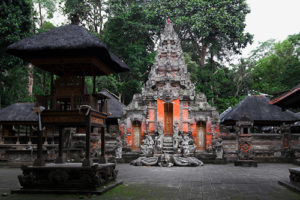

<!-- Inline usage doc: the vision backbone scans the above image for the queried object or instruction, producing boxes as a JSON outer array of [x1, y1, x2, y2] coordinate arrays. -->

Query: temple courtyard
[[0, 163, 299, 200]]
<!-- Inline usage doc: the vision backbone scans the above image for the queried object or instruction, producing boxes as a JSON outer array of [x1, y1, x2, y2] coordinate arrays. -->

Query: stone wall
[[221, 133, 300, 162]]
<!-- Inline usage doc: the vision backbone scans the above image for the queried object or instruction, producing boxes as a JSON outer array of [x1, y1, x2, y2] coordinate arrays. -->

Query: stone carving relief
[[141, 135, 154, 156], [173, 121, 183, 154], [182, 135, 197, 157], [154, 122, 164, 153], [115, 136, 122, 159], [214, 138, 223, 159]]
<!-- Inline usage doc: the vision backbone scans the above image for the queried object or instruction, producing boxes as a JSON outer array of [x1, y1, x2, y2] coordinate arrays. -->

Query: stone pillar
[[55, 127, 64, 163], [43, 129, 48, 145], [0, 125, 3, 144], [99, 127, 106, 163], [27, 126, 32, 145], [82, 112, 92, 166], [33, 127, 45, 166], [93, 76, 96, 94], [16, 125, 20, 145]]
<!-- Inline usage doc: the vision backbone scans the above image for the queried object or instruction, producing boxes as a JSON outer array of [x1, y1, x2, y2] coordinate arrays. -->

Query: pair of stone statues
[[140, 121, 196, 156]]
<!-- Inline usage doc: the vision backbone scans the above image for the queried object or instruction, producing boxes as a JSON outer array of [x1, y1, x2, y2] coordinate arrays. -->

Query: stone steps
[[162, 136, 174, 154]]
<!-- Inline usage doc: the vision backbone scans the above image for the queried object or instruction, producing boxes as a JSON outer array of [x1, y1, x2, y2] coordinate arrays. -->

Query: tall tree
[[149, 0, 253, 66], [100, 0, 159, 104], [0, 0, 33, 108], [61, 0, 107, 36], [33, 0, 56, 29]]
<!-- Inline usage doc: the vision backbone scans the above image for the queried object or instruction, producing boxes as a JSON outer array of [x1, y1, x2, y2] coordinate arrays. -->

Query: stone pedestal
[[17, 163, 117, 190], [278, 167, 300, 193]]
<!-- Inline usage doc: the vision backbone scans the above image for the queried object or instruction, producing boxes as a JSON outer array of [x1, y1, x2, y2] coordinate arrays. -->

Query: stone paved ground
[[0, 163, 300, 200]]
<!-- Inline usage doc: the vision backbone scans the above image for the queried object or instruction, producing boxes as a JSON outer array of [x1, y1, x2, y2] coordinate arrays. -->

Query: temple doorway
[[164, 103, 173, 135], [197, 121, 206, 150], [132, 121, 141, 150]]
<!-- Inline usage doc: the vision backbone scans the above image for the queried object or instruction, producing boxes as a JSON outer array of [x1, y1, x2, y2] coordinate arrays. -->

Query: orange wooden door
[[197, 122, 206, 150], [132, 125, 141, 150], [164, 103, 173, 135]]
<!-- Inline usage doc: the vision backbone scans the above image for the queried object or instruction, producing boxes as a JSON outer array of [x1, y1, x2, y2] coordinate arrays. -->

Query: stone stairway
[[162, 136, 174, 154]]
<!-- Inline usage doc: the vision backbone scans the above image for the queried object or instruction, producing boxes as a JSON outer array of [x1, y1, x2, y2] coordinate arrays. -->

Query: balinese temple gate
[[120, 20, 219, 161]]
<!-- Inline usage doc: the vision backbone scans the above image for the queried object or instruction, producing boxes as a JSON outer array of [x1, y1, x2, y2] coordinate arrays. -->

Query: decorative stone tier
[[18, 163, 117, 190]]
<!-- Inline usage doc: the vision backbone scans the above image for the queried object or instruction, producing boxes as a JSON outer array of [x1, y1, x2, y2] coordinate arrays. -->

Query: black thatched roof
[[221, 96, 300, 125], [220, 107, 232, 120], [6, 24, 129, 76], [270, 84, 300, 109], [0, 103, 37, 123], [99, 89, 124, 119]]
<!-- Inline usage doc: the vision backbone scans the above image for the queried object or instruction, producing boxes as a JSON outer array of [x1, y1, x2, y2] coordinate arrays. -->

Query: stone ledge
[[11, 180, 123, 195], [278, 180, 300, 193]]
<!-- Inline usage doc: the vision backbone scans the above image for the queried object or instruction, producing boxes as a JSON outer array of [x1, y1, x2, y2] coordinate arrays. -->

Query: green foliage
[[184, 52, 239, 112], [61, 0, 107, 35], [251, 33, 300, 95], [100, 0, 158, 104], [0, 0, 33, 108], [1, 0, 298, 117], [149, 0, 253, 65], [33, 0, 56, 19], [39, 21, 56, 32]]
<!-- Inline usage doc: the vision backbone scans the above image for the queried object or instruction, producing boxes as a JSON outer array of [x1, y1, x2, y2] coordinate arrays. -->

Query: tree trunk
[[38, 2, 43, 29], [188, 30, 203, 65], [200, 41, 207, 67], [27, 63, 33, 96], [42, 72, 46, 94], [210, 52, 214, 105]]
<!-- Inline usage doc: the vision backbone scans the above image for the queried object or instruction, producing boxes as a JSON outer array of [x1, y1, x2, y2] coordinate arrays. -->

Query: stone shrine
[[119, 20, 219, 159]]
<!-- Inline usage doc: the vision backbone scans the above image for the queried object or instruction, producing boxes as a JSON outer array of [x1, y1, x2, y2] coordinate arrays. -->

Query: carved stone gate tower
[[119, 20, 219, 153]]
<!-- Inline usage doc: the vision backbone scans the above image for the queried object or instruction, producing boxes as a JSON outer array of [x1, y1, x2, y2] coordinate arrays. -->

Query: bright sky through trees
[[242, 0, 300, 57], [49, 0, 300, 60]]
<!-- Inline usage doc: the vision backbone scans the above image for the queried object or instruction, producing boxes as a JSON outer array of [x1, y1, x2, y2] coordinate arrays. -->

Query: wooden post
[[0, 125, 3, 144], [50, 73, 54, 109], [50, 73, 54, 96], [82, 112, 92, 166], [33, 125, 45, 166], [28, 126, 32, 145], [43, 128, 48, 145], [93, 76, 96, 94], [81, 76, 85, 95], [16, 125, 20, 144], [100, 127, 106, 163], [55, 127, 64, 163]]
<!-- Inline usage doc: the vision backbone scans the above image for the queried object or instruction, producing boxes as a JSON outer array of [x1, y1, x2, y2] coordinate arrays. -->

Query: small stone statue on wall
[[141, 135, 154, 156], [181, 135, 196, 157], [214, 138, 223, 159], [173, 121, 182, 154], [115, 136, 122, 159], [155, 121, 164, 153]]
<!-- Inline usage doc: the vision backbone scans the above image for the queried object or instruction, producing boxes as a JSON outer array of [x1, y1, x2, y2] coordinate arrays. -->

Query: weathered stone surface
[[2, 163, 300, 199], [17, 163, 117, 190], [119, 20, 219, 154]]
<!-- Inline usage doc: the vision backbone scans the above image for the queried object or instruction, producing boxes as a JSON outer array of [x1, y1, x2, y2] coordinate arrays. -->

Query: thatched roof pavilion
[[0, 103, 37, 124], [7, 24, 129, 76], [221, 96, 299, 125]]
